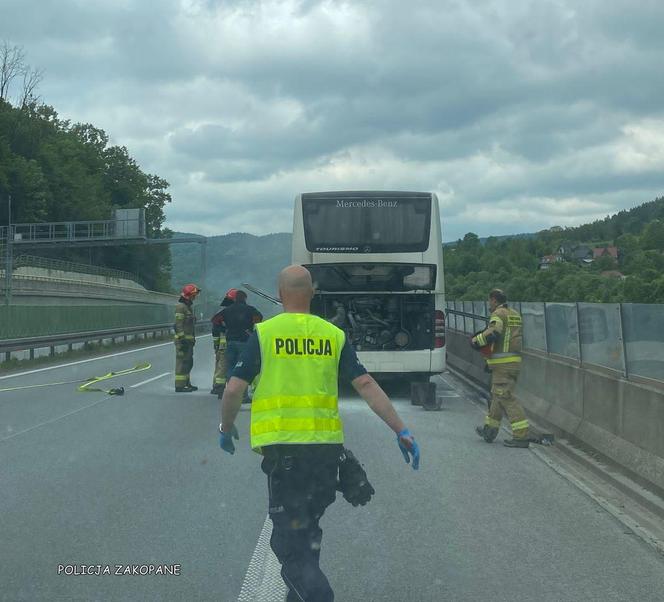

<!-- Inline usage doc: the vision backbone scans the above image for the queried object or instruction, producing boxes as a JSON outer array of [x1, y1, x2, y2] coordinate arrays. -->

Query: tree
[[19, 67, 43, 109], [640, 220, 664, 251], [0, 41, 42, 108], [0, 41, 24, 101], [591, 255, 617, 273]]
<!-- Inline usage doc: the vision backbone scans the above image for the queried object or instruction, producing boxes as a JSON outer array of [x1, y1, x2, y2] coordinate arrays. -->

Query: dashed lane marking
[[130, 372, 171, 388], [237, 514, 287, 602]]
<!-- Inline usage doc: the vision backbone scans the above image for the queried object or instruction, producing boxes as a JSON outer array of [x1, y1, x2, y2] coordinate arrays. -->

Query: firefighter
[[218, 265, 419, 602], [174, 283, 200, 392], [210, 289, 237, 395], [472, 288, 530, 447]]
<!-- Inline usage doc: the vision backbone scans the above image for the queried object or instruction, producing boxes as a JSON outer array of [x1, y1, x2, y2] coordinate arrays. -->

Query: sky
[[2, 0, 664, 241]]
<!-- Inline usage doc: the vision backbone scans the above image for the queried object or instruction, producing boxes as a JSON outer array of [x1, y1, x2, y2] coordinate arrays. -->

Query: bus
[[292, 190, 445, 380]]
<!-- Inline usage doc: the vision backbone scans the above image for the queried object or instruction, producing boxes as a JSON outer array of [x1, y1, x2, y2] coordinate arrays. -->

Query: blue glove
[[397, 429, 420, 470], [219, 424, 239, 454]]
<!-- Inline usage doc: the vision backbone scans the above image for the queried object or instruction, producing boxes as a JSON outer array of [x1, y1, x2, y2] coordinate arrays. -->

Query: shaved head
[[278, 265, 314, 312]]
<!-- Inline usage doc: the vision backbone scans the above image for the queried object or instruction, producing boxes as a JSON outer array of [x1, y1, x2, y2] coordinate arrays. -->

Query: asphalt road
[[1, 338, 663, 602]]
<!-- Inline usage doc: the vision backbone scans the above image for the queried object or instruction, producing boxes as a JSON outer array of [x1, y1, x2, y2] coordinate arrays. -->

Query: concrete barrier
[[446, 329, 664, 492], [14, 266, 145, 290]]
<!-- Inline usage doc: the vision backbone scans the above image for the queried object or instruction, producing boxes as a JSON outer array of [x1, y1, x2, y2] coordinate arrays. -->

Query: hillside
[[170, 232, 292, 317], [445, 196, 664, 302]]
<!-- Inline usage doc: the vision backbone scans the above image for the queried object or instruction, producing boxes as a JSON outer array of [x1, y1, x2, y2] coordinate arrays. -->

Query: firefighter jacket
[[174, 298, 196, 345], [474, 304, 522, 367], [211, 310, 226, 351], [250, 313, 346, 451]]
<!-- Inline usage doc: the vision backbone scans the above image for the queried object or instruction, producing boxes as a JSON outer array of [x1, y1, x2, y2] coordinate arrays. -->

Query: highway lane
[[1, 337, 267, 602], [2, 340, 664, 601]]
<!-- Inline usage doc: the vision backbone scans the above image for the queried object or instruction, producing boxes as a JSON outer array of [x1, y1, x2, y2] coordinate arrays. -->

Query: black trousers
[[261, 444, 342, 602]]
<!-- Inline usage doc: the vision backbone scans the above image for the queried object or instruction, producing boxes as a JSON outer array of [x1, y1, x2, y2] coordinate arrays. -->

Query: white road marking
[[0, 334, 211, 381], [437, 375, 455, 389], [237, 514, 287, 602], [130, 372, 170, 388]]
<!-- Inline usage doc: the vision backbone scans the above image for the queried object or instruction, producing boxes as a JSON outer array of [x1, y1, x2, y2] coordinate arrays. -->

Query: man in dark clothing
[[210, 289, 237, 395], [216, 290, 263, 386]]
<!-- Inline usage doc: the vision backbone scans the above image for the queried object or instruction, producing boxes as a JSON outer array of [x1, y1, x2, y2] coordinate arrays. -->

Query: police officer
[[218, 265, 419, 602], [472, 288, 529, 447], [174, 283, 200, 392], [210, 289, 237, 395]]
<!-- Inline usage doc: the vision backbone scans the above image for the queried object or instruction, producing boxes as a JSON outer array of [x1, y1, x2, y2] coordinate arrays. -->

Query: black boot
[[475, 425, 498, 443], [175, 387, 194, 393], [503, 438, 530, 448]]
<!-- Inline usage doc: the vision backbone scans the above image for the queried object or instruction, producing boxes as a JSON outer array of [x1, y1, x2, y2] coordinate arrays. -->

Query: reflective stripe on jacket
[[174, 300, 196, 342], [250, 313, 346, 451]]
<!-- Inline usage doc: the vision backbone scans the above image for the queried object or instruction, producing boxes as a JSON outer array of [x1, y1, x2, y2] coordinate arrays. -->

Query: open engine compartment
[[312, 294, 434, 351]]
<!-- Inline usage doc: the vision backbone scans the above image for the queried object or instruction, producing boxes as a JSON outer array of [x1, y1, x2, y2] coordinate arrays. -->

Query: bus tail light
[[434, 310, 446, 348]]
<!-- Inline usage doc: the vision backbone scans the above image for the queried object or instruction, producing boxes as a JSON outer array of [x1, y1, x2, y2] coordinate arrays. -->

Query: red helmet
[[181, 284, 201, 299], [224, 288, 238, 301]]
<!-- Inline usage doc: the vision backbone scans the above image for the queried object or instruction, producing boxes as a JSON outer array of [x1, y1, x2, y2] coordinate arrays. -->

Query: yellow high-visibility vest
[[250, 313, 346, 451]]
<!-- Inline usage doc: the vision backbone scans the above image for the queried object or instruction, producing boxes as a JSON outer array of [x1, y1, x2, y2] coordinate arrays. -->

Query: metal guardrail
[[0, 321, 211, 362], [13, 255, 140, 283], [0, 323, 173, 361], [446, 301, 664, 385]]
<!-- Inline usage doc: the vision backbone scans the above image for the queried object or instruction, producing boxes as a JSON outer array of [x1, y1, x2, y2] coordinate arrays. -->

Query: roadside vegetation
[[0, 41, 172, 292], [445, 197, 664, 302]]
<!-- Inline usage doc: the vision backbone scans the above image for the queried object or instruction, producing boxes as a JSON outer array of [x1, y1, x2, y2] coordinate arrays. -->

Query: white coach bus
[[292, 191, 446, 380]]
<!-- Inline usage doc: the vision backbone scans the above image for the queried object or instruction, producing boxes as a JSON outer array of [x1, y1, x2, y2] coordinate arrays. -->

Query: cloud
[[1, 0, 663, 242]]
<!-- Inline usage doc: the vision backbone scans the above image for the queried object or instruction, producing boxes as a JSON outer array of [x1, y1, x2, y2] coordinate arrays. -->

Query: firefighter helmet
[[181, 284, 201, 299]]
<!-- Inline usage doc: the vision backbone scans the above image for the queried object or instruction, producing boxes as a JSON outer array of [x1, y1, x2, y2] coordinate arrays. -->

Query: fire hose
[[0, 362, 152, 395]]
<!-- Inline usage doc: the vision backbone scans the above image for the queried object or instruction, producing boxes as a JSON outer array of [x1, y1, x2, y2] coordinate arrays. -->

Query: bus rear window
[[302, 194, 431, 253]]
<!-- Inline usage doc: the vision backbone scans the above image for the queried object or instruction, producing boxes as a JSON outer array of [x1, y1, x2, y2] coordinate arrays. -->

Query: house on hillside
[[592, 246, 619, 262], [538, 254, 562, 270], [572, 245, 594, 267], [557, 241, 577, 259]]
